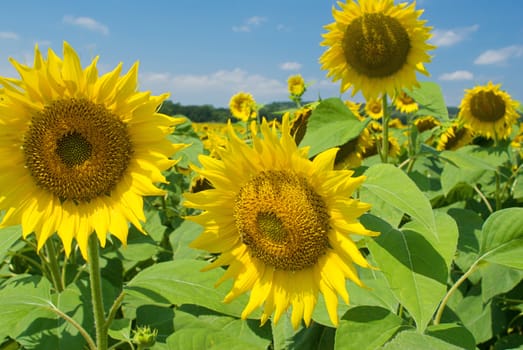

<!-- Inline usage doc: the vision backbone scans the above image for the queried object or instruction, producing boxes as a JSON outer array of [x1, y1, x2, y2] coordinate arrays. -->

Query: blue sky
[[1, 0, 522, 108]]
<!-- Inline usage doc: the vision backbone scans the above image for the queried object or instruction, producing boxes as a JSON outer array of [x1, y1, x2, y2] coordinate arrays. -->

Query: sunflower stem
[[433, 261, 479, 325], [380, 95, 390, 163], [88, 234, 108, 350], [43, 238, 64, 293], [495, 172, 502, 211]]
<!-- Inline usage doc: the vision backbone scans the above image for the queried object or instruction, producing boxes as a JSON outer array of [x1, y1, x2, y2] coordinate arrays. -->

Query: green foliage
[[3, 73, 523, 350], [299, 97, 368, 157]]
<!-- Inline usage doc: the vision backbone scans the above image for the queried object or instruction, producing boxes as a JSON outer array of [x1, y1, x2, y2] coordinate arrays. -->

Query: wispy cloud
[[0, 31, 19, 40], [474, 45, 523, 65], [63, 15, 109, 35], [438, 70, 474, 81], [279, 62, 302, 71], [232, 16, 267, 32], [430, 24, 479, 47], [140, 68, 286, 107]]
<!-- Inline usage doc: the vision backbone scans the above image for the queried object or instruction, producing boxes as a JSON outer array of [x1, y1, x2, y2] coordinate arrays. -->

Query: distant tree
[[158, 100, 229, 123]]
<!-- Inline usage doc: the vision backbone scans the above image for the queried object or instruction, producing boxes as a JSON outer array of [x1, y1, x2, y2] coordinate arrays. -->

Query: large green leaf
[[480, 263, 523, 302], [299, 97, 367, 157], [447, 208, 483, 273], [452, 284, 506, 344], [426, 323, 476, 350], [0, 225, 21, 261], [402, 211, 459, 271], [0, 275, 95, 350], [167, 306, 271, 350], [361, 163, 437, 238], [334, 306, 408, 350], [382, 330, 464, 350], [169, 220, 205, 260], [404, 82, 448, 121], [125, 259, 253, 318], [364, 216, 447, 331], [478, 207, 523, 270]]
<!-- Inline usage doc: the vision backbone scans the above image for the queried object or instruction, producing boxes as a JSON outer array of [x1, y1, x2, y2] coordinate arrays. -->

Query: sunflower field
[[1, 0, 522, 349]]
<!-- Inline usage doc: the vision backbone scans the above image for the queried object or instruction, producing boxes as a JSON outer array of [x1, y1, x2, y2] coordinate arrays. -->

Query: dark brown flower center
[[343, 13, 411, 78], [234, 170, 330, 271], [469, 90, 506, 122], [23, 98, 133, 203]]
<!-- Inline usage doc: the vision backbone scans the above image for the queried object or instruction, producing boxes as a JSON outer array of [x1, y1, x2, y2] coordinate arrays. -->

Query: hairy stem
[[88, 234, 108, 350], [434, 261, 479, 325]]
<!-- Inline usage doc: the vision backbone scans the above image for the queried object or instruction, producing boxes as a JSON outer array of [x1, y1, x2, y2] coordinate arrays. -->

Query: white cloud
[[430, 24, 479, 47], [246, 16, 266, 26], [0, 31, 19, 40], [232, 16, 267, 32], [474, 45, 523, 65], [63, 15, 109, 35], [279, 62, 302, 71], [438, 70, 474, 81], [140, 68, 287, 107]]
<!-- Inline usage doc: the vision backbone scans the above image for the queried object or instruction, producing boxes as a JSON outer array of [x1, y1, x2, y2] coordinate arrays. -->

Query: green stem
[[380, 95, 390, 163], [495, 172, 502, 211], [434, 261, 480, 325], [47, 302, 97, 350], [88, 234, 108, 350], [44, 239, 64, 293], [104, 290, 125, 330], [473, 185, 493, 213]]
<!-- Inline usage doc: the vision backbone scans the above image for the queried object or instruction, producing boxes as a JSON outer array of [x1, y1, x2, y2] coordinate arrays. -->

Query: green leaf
[[452, 284, 506, 344], [402, 211, 459, 271], [134, 305, 174, 345], [299, 97, 367, 157], [311, 260, 398, 327], [447, 208, 483, 273], [364, 216, 447, 331], [382, 330, 464, 350], [361, 163, 437, 238], [481, 263, 523, 302], [426, 323, 476, 350], [406, 82, 449, 121], [0, 225, 21, 261], [170, 220, 205, 260], [168, 117, 205, 169], [125, 259, 253, 318], [167, 306, 271, 350], [479, 207, 523, 269], [335, 306, 408, 350], [0, 275, 92, 350], [440, 146, 509, 195], [512, 171, 523, 199], [107, 318, 132, 343]]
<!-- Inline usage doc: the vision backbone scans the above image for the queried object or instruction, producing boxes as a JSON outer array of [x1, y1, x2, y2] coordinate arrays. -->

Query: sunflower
[[287, 74, 306, 98], [344, 100, 364, 120], [436, 123, 474, 151], [290, 106, 314, 144], [229, 92, 257, 122], [414, 115, 440, 133], [334, 128, 373, 169], [365, 98, 384, 119], [458, 81, 519, 139], [320, 0, 434, 100], [183, 114, 378, 329], [393, 90, 419, 114], [0, 42, 184, 259]]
